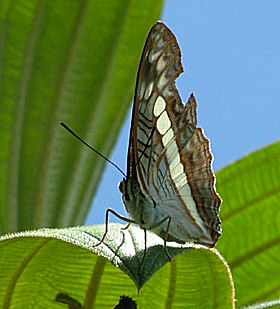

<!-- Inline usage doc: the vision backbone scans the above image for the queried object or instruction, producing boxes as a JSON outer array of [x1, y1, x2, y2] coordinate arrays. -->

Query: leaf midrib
[[231, 234, 280, 268], [3, 238, 50, 308], [217, 145, 280, 187], [34, 0, 91, 228], [6, 0, 47, 233], [222, 186, 280, 220]]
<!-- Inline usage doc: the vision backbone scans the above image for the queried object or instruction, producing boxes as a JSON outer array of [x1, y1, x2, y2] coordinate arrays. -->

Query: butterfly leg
[[163, 216, 172, 262], [93, 208, 136, 248], [121, 223, 131, 230], [150, 216, 172, 261], [139, 228, 147, 273]]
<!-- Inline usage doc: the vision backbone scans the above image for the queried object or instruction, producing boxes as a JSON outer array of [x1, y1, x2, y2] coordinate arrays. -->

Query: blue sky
[[86, 1, 280, 225]]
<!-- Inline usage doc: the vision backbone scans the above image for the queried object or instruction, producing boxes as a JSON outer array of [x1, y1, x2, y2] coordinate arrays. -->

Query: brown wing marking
[[180, 127, 222, 243]]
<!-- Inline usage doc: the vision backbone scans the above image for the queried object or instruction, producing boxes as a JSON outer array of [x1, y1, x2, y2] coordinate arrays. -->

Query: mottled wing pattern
[[128, 22, 184, 186], [128, 22, 221, 246]]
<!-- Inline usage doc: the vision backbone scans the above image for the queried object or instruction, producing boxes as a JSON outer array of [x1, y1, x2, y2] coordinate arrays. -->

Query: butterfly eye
[[119, 180, 131, 201], [118, 180, 125, 193]]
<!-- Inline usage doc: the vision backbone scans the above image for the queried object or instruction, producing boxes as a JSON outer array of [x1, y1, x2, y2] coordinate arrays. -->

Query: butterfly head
[[119, 178, 155, 228], [118, 178, 141, 203], [119, 178, 140, 222]]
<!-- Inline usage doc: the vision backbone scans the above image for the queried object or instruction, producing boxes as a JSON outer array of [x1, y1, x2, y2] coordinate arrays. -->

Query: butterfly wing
[[127, 22, 221, 246], [128, 22, 183, 183]]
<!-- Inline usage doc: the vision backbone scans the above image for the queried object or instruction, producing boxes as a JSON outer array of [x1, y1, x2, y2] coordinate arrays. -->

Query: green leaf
[[0, 0, 164, 234], [0, 224, 234, 308], [216, 141, 280, 307]]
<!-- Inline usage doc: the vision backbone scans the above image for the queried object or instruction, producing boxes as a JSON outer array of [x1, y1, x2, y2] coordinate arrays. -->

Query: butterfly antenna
[[60, 122, 126, 178], [135, 126, 156, 167]]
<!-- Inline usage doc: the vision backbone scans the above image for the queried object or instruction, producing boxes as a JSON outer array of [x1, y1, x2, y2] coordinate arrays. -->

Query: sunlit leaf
[[0, 223, 234, 308]]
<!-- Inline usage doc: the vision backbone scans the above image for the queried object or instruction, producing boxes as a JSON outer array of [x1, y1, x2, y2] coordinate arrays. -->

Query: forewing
[[128, 22, 185, 188]]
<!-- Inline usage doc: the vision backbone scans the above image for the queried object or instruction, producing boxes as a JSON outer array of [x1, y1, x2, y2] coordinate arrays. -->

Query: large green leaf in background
[[216, 141, 280, 308], [0, 224, 234, 308], [0, 0, 164, 234]]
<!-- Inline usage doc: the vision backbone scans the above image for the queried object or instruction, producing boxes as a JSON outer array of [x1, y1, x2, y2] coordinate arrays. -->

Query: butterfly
[[94, 22, 221, 258]]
